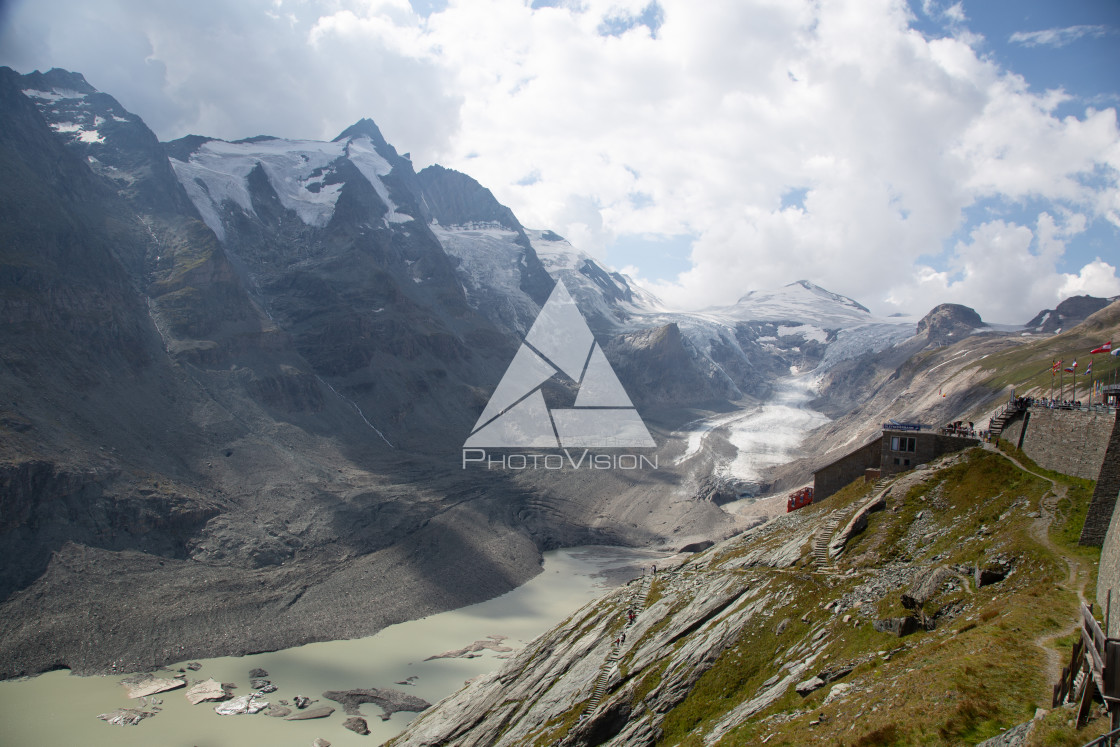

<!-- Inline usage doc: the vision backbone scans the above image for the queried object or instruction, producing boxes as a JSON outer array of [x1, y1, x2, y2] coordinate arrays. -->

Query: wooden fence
[[1053, 601, 1119, 738]]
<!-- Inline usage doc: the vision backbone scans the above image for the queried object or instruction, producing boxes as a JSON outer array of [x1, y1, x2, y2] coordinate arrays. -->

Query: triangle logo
[[465, 281, 656, 448]]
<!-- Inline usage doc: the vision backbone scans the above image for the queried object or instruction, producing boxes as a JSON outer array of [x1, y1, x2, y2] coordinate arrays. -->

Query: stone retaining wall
[[1002, 407, 1113, 481], [1099, 500, 1120, 636], [1082, 409, 1120, 547]]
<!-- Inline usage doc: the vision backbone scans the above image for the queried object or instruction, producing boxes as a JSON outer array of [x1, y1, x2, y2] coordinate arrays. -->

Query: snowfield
[[169, 134, 411, 241]]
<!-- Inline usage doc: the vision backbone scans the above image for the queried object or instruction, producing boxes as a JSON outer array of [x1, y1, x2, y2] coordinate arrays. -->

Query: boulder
[[795, 676, 825, 697], [286, 706, 336, 720], [822, 683, 853, 706], [121, 673, 187, 699], [249, 668, 269, 678], [818, 663, 854, 683], [975, 562, 1009, 588], [97, 708, 154, 726], [902, 566, 950, 610], [250, 678, 271, 689], [185, 678, 230, 705], [266, 705, 292, 717], [215, 694, 269, 715], [312, 740, 331, 747], [873, 616, 920, 637], [343, 716, 371, 735], [186, 662, 203, 671]]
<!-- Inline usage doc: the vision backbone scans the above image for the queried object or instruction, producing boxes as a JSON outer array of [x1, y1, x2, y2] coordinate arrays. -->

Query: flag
[[1085, 360, 1092, 376], [1090, 341, 1112, 354], [1113, 347, 1120, 357], [1064, 359, 1077, 373]]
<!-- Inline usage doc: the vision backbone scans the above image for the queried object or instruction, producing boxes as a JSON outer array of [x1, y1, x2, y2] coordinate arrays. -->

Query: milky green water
[[0, 546, 658, 747]]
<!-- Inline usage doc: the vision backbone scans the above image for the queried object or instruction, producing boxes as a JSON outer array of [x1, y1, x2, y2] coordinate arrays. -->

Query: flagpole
[[1089, 357, 1094, 407]]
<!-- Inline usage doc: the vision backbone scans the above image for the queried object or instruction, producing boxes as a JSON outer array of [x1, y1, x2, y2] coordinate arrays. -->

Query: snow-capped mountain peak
[[166, 122, 413, 240], [332, 117, 391, 148], [721, 279, 874, 328]]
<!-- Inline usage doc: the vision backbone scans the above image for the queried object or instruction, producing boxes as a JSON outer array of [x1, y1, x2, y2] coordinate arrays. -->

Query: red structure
[[787, 487, 814, 512]]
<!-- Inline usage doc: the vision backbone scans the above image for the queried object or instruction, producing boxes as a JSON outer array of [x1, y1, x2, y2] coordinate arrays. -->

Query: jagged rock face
[[417, 164, 523, 233], [390, 509, 821, 747], [606, 323, 741, 407], [419, 166, 554, 334], [17, 68, 196, 217], [0, 67, 750, 681], [161, 120, 514, 452], [0, 461, 218, 600], [915, 303, 985, 345], [390, 452, 1065, 746], [1025, 294, 1112, 333]]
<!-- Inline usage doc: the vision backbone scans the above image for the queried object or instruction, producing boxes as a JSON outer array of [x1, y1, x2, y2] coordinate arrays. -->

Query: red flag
[[1064, 359, 1077, 373], [1090, 341, 1112, 354]]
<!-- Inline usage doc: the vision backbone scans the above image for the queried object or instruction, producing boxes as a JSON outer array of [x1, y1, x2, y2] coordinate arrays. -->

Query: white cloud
[[1059, 259, 1120, 300], [882, 213, 1119, 322], [1009, 25, 1111, 49], [1, 0, 1117, 324], [0, 0, 461, 153]]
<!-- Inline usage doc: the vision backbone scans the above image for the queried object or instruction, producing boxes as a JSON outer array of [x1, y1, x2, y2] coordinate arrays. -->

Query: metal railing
[[1079, 724, 1120, 747]]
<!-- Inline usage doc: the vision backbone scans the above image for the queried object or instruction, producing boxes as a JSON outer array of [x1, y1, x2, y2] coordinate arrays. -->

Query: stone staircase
[[812, 512, 842, 573], [580, 574, 654, 720], [988, 403, 1021, 439], [813, 477, 893, 573]]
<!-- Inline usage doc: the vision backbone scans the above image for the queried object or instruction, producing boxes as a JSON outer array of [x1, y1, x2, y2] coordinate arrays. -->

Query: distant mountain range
[[0, 66, 1115, 679]]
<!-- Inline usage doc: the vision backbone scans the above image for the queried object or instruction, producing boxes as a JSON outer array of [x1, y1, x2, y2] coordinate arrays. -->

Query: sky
[[1, 0, 1118, 323]]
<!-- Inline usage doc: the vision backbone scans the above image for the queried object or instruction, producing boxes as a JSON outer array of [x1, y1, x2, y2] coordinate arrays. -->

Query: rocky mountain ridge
[[388, 447, 1091, 746], [1025, 294, 1116, 334], [0, 65, 1105, 685]]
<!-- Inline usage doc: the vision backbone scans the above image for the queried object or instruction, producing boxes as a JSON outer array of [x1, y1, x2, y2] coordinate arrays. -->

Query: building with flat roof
[[813, 426, 979, 502]]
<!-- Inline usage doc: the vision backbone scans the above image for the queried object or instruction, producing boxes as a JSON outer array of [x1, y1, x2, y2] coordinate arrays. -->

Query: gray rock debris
[[97, 707, 155, 726], [323, 688, 430, 721]]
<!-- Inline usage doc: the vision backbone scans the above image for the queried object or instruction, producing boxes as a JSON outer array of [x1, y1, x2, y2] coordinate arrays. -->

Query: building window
[[894, 458, 900, 465], [890, 437, 916, 452]]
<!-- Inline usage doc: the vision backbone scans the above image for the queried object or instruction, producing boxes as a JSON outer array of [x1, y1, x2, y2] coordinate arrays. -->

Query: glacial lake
[[0, 545, 664, 746]]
